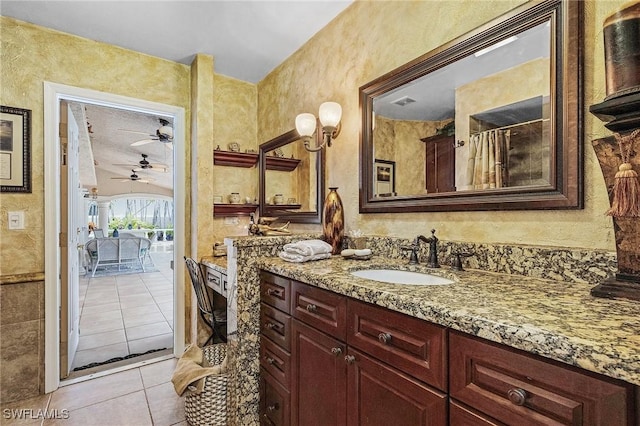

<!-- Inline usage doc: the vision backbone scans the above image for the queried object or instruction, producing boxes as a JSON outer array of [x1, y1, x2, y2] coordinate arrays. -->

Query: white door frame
[[44, 82, 186, 393]]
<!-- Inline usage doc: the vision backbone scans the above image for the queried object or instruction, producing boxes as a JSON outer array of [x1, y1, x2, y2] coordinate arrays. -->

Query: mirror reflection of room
[[372, 20, 551, 196], [265, 141, 318, 213]]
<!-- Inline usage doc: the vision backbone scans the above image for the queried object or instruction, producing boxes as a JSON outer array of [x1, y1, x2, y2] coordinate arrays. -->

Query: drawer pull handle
[[266, 288, 282, 297], [306, 303, 317, 313], [345, 355, 356, 364], [265, 356, 276, 365], [267, 403, 279, 412], [378, 332, 392, 344], [331, 347, 343, 356], [507, 388, 527, 406], [264, 322, 280, 331]]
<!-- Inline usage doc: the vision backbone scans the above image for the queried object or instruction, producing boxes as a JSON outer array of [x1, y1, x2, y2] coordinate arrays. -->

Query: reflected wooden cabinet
[[422, 134, 455, 193]]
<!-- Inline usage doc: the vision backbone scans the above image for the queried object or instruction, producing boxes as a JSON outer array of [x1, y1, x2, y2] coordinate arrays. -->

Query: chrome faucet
[[400, 229, 440, 267]]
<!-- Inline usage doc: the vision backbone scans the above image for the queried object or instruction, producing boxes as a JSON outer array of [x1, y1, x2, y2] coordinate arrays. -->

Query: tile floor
[[72, 246, 174, 371], [1, 358, 186, 426]]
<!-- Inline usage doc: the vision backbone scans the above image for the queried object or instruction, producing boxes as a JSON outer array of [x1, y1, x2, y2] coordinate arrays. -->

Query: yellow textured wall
[[212, 74, 258, 240], [258, 0, 623, 251], [0, 17, 191, 276]]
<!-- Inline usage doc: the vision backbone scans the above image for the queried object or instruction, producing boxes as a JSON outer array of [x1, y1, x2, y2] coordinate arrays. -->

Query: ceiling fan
[[113, 154, 169, 172], [111, 170, 154, 183], [120, 118, 174, 147]]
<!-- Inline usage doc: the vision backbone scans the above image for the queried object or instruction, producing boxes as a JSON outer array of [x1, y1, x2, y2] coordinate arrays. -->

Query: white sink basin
[[350, 269, 454, 286]]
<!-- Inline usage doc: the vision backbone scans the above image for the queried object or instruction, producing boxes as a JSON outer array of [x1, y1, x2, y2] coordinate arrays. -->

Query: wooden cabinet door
[[424, 134, 455, 193], [260, 368, 291, 426], [291, 319, 347, 426], [346, 348, 447, 426]]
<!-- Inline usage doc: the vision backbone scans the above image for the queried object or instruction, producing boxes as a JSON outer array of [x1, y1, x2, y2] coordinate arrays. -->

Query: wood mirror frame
[[259, 129, 325, 223], [359, 0, 583, 213]]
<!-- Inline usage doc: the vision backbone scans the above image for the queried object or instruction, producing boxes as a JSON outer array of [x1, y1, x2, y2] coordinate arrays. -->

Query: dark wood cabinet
[[260, 368, 290, 426], [261, 272, 446, 426], [422, 134, 455, 193], [449, 331, 635, 426], [260, 271, 636, 425], [291, 319, 347, 426], [347, 348, 447, 426]]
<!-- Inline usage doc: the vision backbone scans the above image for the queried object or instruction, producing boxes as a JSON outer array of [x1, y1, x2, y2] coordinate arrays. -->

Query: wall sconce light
[[295, 101, 342, 152], [90, 187, 98, 200]]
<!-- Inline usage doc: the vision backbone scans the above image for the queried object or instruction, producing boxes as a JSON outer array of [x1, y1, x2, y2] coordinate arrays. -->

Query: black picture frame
[[0, 105, 31, 193]]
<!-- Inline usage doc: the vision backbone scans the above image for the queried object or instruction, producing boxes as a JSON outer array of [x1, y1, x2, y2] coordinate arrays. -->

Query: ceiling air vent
[[391, 96, 416, 106]]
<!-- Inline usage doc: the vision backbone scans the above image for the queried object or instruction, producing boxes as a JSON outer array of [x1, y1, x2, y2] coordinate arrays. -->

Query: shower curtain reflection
[[467, 129, 510, 189]]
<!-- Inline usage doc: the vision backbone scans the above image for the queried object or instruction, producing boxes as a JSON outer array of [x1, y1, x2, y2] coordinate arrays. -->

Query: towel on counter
[[171, 344, 228, 396], [282, 239, 332, 256], [278, 251, 332, 263]]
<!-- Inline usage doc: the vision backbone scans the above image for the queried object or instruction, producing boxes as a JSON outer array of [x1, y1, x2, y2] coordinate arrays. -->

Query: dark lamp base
[[591, 274, 640, 302]]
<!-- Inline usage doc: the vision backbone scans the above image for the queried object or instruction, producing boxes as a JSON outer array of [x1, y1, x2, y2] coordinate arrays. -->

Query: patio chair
[[184, 257, 227, 345]]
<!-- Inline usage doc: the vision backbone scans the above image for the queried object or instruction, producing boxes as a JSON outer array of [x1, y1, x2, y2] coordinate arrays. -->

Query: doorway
[[44, 82, 186, 392]]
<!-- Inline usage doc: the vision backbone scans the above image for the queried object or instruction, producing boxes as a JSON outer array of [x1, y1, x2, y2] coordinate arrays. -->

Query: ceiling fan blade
[[118, 129, 154, 136], [165, 142, 174, 151], [131, 139, 157, 146]]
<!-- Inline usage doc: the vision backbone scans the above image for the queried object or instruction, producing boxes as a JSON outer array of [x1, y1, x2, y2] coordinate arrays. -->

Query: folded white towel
[[278, 251, 332, 263], [282, 239, 332, 256]]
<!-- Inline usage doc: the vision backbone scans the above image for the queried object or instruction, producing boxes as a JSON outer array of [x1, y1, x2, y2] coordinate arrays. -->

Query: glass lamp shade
[[295, 113, 317, 137], [319, 102, 342, 128], [158, 125, 173, 138]]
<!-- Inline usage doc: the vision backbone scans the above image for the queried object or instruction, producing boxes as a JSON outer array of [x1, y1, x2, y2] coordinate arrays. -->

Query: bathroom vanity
[[256, 256, 639, 425]]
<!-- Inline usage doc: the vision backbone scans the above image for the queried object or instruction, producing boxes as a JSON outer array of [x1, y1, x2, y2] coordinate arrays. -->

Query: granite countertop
[[200, 256, 227, 273], [256, 255, 640, 386]]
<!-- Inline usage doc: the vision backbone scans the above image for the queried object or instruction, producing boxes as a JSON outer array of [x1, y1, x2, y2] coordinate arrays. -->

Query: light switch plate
[[8, 211, 25, 230], [224, 216, 239, 225]]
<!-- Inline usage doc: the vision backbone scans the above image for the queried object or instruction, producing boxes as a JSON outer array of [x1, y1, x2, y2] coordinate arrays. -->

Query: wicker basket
[[185, 344, 228, 426]]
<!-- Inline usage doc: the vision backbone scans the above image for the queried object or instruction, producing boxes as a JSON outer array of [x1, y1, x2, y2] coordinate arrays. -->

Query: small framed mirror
[[359, 0, 583, 212], [259, 129, 325, 223]]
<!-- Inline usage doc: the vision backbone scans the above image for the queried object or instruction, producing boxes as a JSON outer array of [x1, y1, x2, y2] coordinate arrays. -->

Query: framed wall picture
[[374, 159, 395, 197], [1, 106, 31, 193]]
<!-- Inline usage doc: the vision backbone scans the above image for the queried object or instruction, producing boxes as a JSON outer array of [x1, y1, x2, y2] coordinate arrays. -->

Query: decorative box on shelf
[[213, 203, 258, 217], [213, 150, 258, 168], [265, 156, 301, 172]]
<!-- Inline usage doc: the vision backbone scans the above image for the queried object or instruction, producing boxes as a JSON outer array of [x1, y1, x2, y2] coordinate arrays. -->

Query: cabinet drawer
[[450, 401, 505, 425], [291, 280, 347, 340], [205, 266, 223, 294], [347, 299, 447, 391], [260, 271, 291, 314], [260, 368, 290, 426], [260, 335, 291, 388], [260, 303, 291, 351], [450, 331, 634, 426]]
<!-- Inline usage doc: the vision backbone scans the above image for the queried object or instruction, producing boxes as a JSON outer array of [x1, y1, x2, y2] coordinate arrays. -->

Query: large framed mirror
[[259, 129, 325, 223], [359, 0, 583, 213]]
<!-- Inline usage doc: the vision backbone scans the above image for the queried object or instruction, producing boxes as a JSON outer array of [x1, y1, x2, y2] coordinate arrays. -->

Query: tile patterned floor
[[1, 359, 186, 426], [72, 249, 174, 371]]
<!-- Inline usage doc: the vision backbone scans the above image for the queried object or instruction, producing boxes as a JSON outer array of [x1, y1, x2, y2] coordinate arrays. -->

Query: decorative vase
[[323, 187, 344, 254], [591, 136, 640, 301]]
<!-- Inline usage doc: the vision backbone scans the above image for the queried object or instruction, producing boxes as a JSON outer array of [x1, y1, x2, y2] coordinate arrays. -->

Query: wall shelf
[[213, 203, 258, 217], [213, 150, 258, 168], [589, 92, 640, 132], [265, 157, 301, 172]]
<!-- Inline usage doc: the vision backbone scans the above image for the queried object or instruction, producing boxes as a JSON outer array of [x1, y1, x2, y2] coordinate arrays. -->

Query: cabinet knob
[[378, 332, 392, 344], [331, 347, 343, 356], [306, 303, 317, 313], [507, 388, 527, 406], [265, 356, 276, 365], [345, 355, 356, 364], [267, 403, 279, 412]]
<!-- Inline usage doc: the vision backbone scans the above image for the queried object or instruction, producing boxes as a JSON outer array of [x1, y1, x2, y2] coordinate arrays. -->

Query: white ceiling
[[1, 0, 352, 83]]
